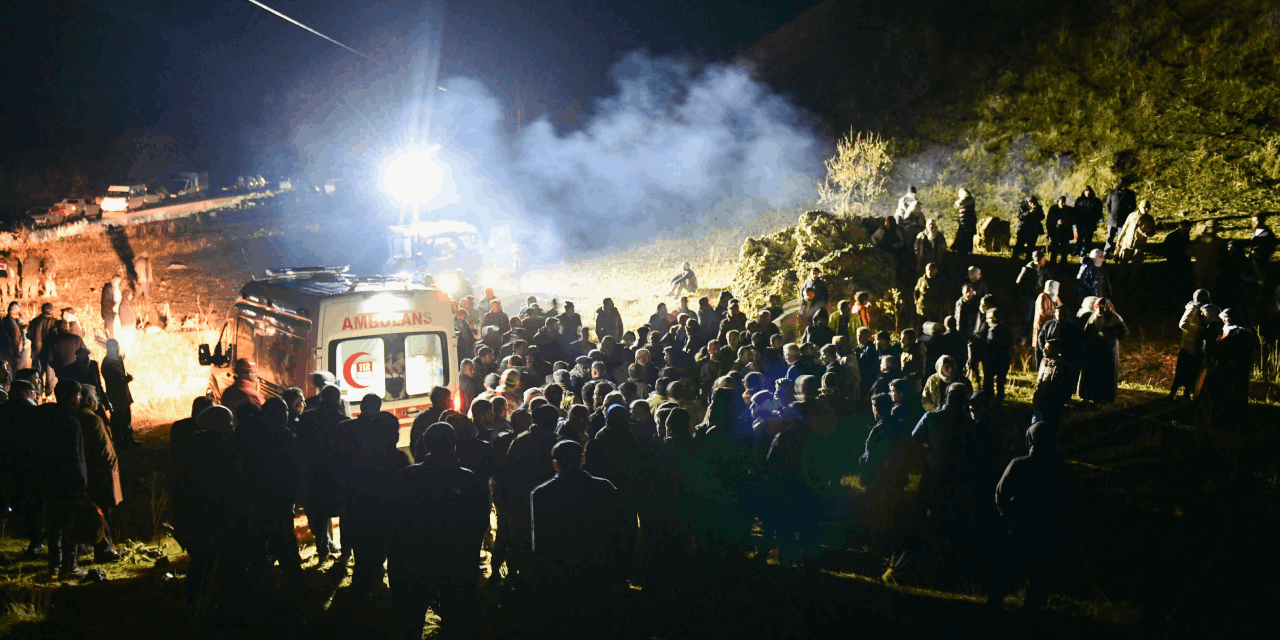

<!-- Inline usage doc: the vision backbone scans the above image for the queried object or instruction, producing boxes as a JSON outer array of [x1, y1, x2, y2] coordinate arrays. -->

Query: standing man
[[1115, 199, 1156, 284], [982, 308, 1015, 402], [530, 440, 631, 636], [1250, 212, 1277, 261], [1103, 178, 1137, 256], [1072, 186, 1103, 256], [987, 423, 1079, 611], [39, 380, 88, 580], [27, 303, 58, 398], [0, 302, 23, 377], [101, 275, 122, 340], [101, 339, 139, 448], [133, 254, 154, 299], [952, 187, 978, 255], [801, 267, 830, 311], [389, 423, 489, 640], [1045, 196, 1075, 265]]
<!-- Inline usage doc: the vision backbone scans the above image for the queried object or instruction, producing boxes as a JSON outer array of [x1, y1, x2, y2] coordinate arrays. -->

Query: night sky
[[1, 0, 825, 184]]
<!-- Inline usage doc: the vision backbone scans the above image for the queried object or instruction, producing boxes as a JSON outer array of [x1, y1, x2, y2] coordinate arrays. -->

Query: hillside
[[747, 0, 1280, 233]]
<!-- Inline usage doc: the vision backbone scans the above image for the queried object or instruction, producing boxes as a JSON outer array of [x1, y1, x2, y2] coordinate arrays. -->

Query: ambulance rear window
[[330, 331, 449, 403]]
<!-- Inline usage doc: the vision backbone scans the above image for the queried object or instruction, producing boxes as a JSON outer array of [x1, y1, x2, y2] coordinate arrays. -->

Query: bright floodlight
[[383, 146, 444, 205]]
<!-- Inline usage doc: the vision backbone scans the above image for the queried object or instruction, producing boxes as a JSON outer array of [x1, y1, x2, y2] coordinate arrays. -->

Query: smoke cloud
[[287, 50, 821, 260]]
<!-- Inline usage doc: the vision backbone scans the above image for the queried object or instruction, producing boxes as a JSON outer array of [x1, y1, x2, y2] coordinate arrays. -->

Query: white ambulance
[[198, 266, 459, 448]]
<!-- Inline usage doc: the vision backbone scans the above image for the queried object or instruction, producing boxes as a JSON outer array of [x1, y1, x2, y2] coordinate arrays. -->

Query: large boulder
[[732, 210, 890, 313], [976, 216, 1011, 253]]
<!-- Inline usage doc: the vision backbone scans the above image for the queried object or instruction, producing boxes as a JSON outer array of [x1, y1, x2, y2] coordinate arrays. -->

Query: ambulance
[[198, 266, 459, 448]]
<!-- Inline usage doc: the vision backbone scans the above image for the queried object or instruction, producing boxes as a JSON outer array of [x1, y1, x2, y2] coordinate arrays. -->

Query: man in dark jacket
[[502, 404, 558, 582], [801, 267, 830, 310], [0, 301, 23, 378], [389, 423, 489, 639], [594, 299, 624, 340], [27, 303, 58, 398], [345, 411, 408, 595], [39, 380, 88, 579], [63, 347, 108, 410], [982, 308, 1015, 401], [558, 301, 582, 340], [987, 423, 1079, 611], [0, 380, 45, 556], [1103, 178, 1137, 256], [101, 339, 139, 447], [45, 321, 87, 381], [295, 385, 349, 558], [1072, 186, 1103, 256], [531, 439, 630, 635]]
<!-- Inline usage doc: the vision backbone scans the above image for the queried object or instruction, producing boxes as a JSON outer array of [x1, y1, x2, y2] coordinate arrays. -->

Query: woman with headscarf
[[1032, 281, 1062, 366], [1078, 298, 1128, 404]]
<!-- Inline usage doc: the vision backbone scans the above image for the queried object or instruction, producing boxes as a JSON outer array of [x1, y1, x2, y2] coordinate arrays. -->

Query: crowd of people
[[0, 179, 1271, 635]]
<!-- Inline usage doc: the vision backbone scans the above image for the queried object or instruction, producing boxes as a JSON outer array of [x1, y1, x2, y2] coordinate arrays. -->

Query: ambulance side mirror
[[198, 343, 212, 366]]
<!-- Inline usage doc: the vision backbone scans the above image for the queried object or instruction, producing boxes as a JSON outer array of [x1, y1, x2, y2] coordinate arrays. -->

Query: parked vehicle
[[198, 266, 459, 448], [53, 197, 102, 220], [101, 184, 149, 213], [169, 171, 209, 198], [27, 206, 68, 228]]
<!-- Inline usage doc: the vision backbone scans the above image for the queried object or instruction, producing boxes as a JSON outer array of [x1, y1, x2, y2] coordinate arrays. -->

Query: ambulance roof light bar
[[264, 265, 351, 278]]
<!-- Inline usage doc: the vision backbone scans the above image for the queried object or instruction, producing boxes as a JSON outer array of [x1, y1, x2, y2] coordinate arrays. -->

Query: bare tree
[[817, 130, 894, 216]]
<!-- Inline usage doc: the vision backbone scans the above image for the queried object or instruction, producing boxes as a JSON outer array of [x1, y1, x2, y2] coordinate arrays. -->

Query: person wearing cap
[[389, 423, 489, 638], [987, 423, 1080, 611], [1072, 185, 1103, 256], [26, 303, 58, 397], [220, 358, 264, 417], [530, 439, 630, 633], [1076, 249, 1112, 302], [101, 339, 139, 447]]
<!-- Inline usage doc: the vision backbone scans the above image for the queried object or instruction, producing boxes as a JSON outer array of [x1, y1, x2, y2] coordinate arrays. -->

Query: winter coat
[[1105, 186, 1137, 227], [76, 409, 122, 507], [595, 305, 624, 340], [1073, 193, 1103, 229], [1016, 204, 1045, 240]]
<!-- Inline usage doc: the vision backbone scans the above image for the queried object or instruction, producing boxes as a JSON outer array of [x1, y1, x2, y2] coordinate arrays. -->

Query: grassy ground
[[2, 196, 1276, 637]]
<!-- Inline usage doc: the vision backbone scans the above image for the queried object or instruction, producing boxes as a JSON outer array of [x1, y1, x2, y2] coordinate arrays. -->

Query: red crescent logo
[[343, 351, 370, 389]]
